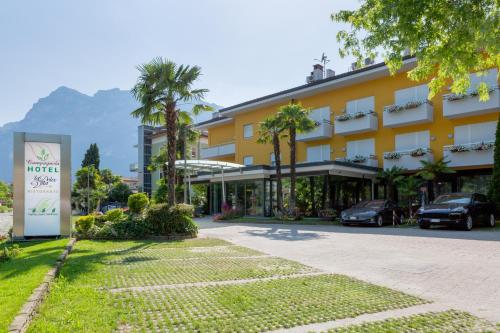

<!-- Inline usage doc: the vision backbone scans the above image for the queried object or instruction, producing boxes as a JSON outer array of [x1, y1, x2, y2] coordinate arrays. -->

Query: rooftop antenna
[[314, 53, 330, 78]]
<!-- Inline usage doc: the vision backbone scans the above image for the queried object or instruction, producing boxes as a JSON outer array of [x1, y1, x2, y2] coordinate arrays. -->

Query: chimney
[[326, 69, 335, 78], [306, 64, 324, 83]]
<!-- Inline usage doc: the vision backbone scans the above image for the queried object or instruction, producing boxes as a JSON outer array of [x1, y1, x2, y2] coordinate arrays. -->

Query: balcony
[[442, 88, 500, 119], [383, 148, 433, 170], [334, 112, 378, 135], [129, 163, 139, 172], [383, 101, 433, 128], [297, 120, 333, 142], [336, 155, 378, 168], [443, 141, 494, 167], [200, 142, 235, 159]]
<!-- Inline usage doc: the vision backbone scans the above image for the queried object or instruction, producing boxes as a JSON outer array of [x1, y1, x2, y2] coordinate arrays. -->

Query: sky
[[0, 0, 363, 126]]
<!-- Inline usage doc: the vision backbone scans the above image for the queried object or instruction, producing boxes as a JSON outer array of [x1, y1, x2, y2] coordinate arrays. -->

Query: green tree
[[0, 181, 13, 208], [108, 183, 133, 205], [81, 143, 100, 170], [73, 165, 106, 213], [257, 116, 285, 213], [396, 176, 423, 218], [417, 158, 455, 200], [377, 166, 406, 201], [332, 1, 499, 101], [277, 102, 317, 211], [132, 57, 211, 205], [100, 168, 121, 189], [488, 114, 500, 211]]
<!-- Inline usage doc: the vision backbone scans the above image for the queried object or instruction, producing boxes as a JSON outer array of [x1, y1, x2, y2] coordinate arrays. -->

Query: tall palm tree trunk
[[165, 105, 177, 206], [272, 133, 283, 213], [289, 127, 297, 211]]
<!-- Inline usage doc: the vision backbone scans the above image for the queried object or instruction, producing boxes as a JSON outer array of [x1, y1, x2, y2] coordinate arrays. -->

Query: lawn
[[0, 239, 68, 333], [325, 310, 497, 333], [29, 238, 428, 333]]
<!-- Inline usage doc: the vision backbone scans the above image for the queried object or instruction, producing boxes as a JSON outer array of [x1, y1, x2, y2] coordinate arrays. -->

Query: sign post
[[13, 132, 71, 239]]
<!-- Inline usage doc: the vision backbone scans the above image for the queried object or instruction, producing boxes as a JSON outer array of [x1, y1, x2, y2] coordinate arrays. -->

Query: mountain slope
[[0, 86, 219, 182]]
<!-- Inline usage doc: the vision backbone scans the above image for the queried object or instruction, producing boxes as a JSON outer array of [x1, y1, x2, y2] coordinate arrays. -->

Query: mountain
[[0, 86, 220, 182]]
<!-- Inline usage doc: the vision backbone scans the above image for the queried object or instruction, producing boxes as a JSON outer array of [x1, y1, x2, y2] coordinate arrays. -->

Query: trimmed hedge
[[145, 203, 198, 237]]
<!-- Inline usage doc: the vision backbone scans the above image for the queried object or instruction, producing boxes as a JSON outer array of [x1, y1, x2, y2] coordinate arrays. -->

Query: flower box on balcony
[[336, 155, 378, 168], [443, 87, 500, 119], [334, 111, 378, 135], [443, 141, 494, 167], [383, 100, 434, 128], [383, 148, 433, 170]]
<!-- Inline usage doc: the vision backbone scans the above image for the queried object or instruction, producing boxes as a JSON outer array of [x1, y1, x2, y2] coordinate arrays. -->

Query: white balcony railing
[[200, 142, 236, 159], [383, 148, 433, 170], [442, 88, 500, 119], [334, 112, 378, 135], [383, 101, 434, 128], [336, 155, 378, 168], [443, 141, 494, 167], [297, 120, 333, 142]]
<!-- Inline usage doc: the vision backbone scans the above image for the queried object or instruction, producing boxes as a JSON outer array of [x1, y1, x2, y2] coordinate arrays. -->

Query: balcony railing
[[383, 100, 433, 128], [442, 87, 500, 119], [383, 148, 433, 170], [297, 120, 333, 142], [443, 141, 494, 167], [334, 112, 378, 135], [129, 163, 139, 172], [336, 155, 378, 168], [200, 142, 236, 159]]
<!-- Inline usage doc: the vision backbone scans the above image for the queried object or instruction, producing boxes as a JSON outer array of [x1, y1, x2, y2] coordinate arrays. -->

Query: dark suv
[[417, 192, 496, 231]]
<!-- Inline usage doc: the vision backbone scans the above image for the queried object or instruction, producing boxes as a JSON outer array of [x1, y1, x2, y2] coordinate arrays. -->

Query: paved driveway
[[0, 213, 12, 236], [197, 218, 500, 323]]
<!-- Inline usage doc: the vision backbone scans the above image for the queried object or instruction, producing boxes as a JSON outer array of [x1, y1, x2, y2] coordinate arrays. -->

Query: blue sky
[[0, 0, 362, 126]]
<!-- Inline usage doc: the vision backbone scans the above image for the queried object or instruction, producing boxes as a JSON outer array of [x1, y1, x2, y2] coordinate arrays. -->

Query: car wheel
[[464, 215, 473, 231], [376, 215, 383, 227], [488, 214, 496, 228]]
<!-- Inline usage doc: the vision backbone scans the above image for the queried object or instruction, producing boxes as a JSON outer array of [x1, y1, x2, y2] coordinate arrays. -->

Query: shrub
[[128, 193, 149, 214], [0, 206, 11, 213], [105, 208, 125, 222], [274, 208, 303, 221], [318, 209, 337, 221], [75, 215, 95, 235], [213, 202, 243, 221], [145, 203, 198, 236], [0, 244, 21, 262]]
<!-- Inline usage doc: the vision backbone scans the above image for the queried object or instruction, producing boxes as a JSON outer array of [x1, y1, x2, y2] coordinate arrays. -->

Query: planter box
[[383, 103, 433, 128], [334, 114, 378, 136], [443, 89, 500, 119], [443, 146, 493, 167], [336, 157, 378, 168], [383, 152, 433, 170]]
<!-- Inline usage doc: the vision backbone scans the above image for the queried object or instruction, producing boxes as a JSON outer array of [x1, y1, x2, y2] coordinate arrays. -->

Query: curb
[[8, 238, 76, 333]]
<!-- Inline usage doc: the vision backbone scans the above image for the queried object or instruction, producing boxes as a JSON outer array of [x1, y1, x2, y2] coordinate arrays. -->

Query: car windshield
[[355, 200, 385, 209], [433, 194, 471, 205]]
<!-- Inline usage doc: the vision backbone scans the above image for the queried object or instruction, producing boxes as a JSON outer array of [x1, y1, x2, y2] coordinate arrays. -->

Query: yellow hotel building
[[194, 58, 500, 216]]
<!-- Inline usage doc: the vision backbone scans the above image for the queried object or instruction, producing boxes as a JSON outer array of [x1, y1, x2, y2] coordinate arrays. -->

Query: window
[[395, 84, 429, 105], [454, 121, 496, 144], [395, 130, 430, 151], [308, 106, 331, 123], [243, 124, 253, 139], [306, 144, 330, 162], [346, 138, 375, 158], [346, 96, 375, 115], [243, 155, 254, 166]]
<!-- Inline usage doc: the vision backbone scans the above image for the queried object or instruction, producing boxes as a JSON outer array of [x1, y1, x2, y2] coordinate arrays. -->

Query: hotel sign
[[13, 133, 71, 238]]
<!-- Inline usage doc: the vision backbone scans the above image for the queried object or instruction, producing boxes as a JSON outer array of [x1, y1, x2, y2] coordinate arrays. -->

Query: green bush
[[75, 215, 95, 235], [145, 203, 197, 236], [0, 244, 21, 262], [0, 206, 11, 213], [128, 193, 149, 214], [105, 208, 125, 222]]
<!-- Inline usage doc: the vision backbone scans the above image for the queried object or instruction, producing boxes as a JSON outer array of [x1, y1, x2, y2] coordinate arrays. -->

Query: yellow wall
[[207, 70, 499, 169]]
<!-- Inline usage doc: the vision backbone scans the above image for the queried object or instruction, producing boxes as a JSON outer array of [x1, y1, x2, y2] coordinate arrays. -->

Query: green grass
[[0, 239, 68, 333], [325, 310, 497, 333], [29, 238, 428, 333]]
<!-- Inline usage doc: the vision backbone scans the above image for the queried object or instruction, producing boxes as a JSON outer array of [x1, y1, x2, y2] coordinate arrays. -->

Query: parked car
[[341, 199, 404, 227], [417, 192, 496, 231]]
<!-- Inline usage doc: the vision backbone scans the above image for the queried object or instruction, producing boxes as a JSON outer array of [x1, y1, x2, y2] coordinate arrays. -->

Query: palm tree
[[131, 58, 210, 205], [396, 176, 423, 218], [257, 116, 285, 213], [417, 158, 455, 200], [276, 102, 317, 212], [377, 166, 406, 201]]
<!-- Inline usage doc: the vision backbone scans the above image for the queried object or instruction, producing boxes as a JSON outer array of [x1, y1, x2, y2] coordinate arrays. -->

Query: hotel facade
[[192, 58, 499, 216]]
